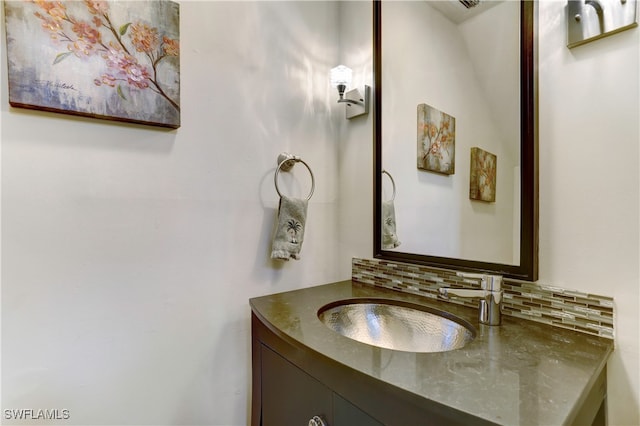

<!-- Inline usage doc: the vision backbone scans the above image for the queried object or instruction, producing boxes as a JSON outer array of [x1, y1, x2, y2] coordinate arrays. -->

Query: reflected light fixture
[[330, 65, 370, 119], [459, 0, 480, 8]]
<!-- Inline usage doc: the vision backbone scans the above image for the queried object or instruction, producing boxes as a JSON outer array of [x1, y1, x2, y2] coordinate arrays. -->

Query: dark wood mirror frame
[[373, 0, 538, 281]]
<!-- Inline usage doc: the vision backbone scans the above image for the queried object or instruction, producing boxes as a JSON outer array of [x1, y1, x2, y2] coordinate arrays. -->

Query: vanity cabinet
[[250, 281, 614, 426]]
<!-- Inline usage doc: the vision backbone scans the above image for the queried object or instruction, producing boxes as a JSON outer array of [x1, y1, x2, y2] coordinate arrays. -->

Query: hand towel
[[271, 195, 308, 260], [382, 200, 401, 249]]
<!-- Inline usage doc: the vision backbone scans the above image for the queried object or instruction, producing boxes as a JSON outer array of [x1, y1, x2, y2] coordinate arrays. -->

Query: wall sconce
[[330, 65, 370, 119], [567, 0, 638, 48]]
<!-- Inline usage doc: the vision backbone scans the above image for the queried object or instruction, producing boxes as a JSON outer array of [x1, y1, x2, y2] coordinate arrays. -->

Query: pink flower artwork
[[4, 0, 180, 128]]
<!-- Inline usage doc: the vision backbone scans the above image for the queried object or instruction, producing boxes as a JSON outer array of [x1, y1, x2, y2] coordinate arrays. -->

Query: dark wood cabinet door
[[261, 344, 332, 426]]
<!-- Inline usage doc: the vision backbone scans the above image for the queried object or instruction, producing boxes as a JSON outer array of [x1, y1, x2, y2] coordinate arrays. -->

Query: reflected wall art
[[417, 103, 455, 175], [470, 147, 497, 202]]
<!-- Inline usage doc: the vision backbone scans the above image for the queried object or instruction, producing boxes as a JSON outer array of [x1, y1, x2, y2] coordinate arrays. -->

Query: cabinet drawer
[[261, 344, 332, 426], [334, 393, 383, 426]]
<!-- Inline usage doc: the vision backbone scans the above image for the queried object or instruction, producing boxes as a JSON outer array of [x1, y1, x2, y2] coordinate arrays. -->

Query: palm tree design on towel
[[286, 220, 302, 244]]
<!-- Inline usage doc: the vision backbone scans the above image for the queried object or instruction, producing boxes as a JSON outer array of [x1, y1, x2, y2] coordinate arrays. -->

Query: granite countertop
[[250, 280, 614, 425]]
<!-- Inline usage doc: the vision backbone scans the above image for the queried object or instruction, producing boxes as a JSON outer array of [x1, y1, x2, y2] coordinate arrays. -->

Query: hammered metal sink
[[318, 298, 475, 353]]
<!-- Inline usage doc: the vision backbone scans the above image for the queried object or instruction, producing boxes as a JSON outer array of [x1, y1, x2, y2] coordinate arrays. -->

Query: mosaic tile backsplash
[[352, 258, 614, 339]]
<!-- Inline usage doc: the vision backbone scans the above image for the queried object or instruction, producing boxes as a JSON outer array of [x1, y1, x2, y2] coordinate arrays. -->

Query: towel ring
[[382, 170, 396, 202], [275, 152, 315, 201]]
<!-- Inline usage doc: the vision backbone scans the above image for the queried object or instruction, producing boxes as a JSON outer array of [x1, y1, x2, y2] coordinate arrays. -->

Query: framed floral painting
[[417, 103, 455, 175], [4, 0, 180, 128], [469, 147, 497, 202]]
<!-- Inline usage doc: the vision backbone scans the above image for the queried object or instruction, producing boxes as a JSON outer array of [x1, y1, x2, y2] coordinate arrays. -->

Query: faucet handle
[[456, 272, 502, 291]]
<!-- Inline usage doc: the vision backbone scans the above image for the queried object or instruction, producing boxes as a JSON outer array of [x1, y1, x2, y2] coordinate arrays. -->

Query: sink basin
[[318, 298, 475, 353]]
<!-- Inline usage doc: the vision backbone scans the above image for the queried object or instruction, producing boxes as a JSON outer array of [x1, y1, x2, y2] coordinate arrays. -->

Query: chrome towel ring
[[382, 169, 396, 202], [275, 152, 315, 201]]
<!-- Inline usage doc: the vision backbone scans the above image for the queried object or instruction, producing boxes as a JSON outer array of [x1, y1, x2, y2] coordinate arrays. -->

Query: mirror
[[373, 0, 538, 281]]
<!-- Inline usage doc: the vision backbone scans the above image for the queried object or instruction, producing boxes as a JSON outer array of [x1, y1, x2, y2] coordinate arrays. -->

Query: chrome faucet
[[439, 272, 503, 326]]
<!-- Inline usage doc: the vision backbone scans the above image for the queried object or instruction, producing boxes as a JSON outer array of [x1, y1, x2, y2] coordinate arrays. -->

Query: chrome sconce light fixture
[[567, 0, 638, 48], [330, 65, 370, 119]]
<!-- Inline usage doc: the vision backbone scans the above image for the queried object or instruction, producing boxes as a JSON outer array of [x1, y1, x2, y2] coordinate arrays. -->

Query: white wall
[[1, 2, 349, 425], [336, 1, 374, 263], [537, 1, 639, 423]]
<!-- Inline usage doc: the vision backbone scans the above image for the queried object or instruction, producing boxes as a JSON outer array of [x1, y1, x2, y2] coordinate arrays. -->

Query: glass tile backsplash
[[352, 258, 614, 339]]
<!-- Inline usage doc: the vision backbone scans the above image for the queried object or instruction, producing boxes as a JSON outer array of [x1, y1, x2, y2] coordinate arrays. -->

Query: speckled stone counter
[[250, 280, 613, 425]]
